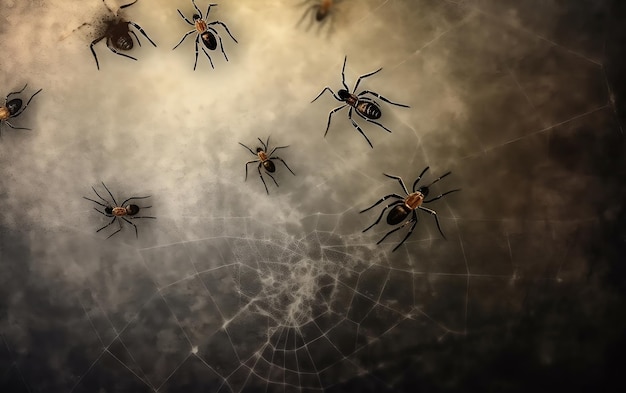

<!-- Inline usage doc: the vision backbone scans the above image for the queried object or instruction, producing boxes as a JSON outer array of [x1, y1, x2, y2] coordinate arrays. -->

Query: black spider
[[0, 84, 42, 135], [311, 56, 409, 148], [360, 167, 460, 252], [239, 136, 295, 194], [173, 1, 238, 70], [88, 0, 157, 70]]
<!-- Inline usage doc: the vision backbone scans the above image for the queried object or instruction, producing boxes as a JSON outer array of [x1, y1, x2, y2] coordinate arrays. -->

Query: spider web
[[0, 0, 623, 392]]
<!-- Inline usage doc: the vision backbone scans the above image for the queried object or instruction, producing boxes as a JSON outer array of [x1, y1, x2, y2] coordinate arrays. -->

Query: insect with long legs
[[239, 136, 295, 194], [311, 56, 409, 148], [360, 167, 460, 252], [83, 182, 156, 239], [0, 84, 42, 135], [84, 0, 157, 70], [173, 1, 238, 70]]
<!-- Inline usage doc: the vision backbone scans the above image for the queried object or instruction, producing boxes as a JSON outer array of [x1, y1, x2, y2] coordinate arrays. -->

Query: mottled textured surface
[[1, 0, 625, 392]]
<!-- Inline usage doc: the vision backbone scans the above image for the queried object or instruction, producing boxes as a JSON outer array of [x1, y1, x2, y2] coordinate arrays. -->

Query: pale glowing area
[[0, 0, 623, 392]]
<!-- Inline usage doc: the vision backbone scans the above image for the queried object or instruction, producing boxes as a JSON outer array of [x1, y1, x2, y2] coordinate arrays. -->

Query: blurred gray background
[[1, 0, 625, 392]]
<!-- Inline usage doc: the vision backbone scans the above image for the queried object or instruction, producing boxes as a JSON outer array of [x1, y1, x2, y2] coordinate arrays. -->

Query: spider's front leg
[[358, 90, 409, 108]]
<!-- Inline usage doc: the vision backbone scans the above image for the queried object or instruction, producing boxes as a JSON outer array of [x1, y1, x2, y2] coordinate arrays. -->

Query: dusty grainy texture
[[1, 0, 625, 392]]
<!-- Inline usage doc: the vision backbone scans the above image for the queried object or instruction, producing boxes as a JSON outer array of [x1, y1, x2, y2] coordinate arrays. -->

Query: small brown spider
[[0, 84, 42, 134], [83, 182, 156, 239], [238, 136, 295, 194]]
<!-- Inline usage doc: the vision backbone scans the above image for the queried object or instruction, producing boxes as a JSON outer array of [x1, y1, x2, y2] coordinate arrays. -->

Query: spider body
[[239, 137, 295, 194], [89, 0, 157, 70], [173, 1, 238, 70], [312, 56, 409, 148], [83, 182, 156, 239], [0, 84, 42, 133], [360, 167, 460, 252]]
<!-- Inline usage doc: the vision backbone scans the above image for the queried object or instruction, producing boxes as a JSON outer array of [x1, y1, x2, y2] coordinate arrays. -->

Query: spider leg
[[360, 193, 404, 213], [89, 35, 106, 70], [244, 160, 259, 181], [267, 145, 289, 156], [296, 5, 316, 28], [358, 90, 410, 108], [129, 215, 157, 219], [96, 216, 117, 234], [4, 121, 30, 131], [259, 136, 269, 152], [353, 68, 383, 93], [424, 189, 461, 203], [273, 157, 295, 176], [105, 219, 123, 239], [93, 207, 109, 216], [207, 21, 238, 43], [201, 47, 215, 69], [411, 167, 430, 192], [363, 199, 404, 232], [383, 174, 409, 195], [119, 0, 139, 10], [177, 9, 194, 25], [348, 108, 373, 148], [83, 196, 108, 209], [340, 56, 349, 91], [122, 217, 139, 238], [105, 37, 137, 62], [265, 171, 279, 188], [323, 105, 346, 138], [257, 163, 269, 194], [311, 87, 341, 103], [129, 21, 157, 47], [354, 109, 393, 133], [90, 186, 111, 206], [15, 86, 42, 118], [129, 30, 141, 47], [173, 30, 196, 50], [6, 84, 28, 103], [376, 214, 417, 247], [205, 3, 219, 19], [418, 206, 446, 239], [101, 182, 119, 206], [121, 195, 151, 206], [392, 211, 419, 252], [425, 171, 453, 188], [193, 36, 200, 70], [239, 142, 256, 155], [207, 26, 228, 61]]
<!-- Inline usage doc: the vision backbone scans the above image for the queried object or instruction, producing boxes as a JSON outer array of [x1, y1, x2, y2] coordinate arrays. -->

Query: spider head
[[192, 14, 201, 21], [338, 89, 351, 100], [416, 186, 430, 197], [104, 206, 113, 215], [256, 147, 264, 153]]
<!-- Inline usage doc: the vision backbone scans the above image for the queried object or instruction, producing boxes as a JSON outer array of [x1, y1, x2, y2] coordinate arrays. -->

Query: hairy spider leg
[[411, 167, 430, 192], [128, 21, 157, 47], [347, 107, 373, 148], [383, 173, 410, 195], [362, 198, 404, 232], [358, 90, 410, 108]]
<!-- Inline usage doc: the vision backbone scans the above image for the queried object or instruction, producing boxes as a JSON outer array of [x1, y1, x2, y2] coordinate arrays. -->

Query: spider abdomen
[[201, 32, 218, 50], [6, 99, 22, 116], [115, 34, 134, 50], [357, 101, 381, 119], [263, 160, 276, 173], [387, 205, 411, 225]]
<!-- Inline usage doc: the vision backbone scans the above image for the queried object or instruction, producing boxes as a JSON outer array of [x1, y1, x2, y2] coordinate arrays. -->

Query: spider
[[360, 167, 460, 252], [297, 0, 340, 27], [311, 56, 409, 148], [0, 84, 42, 135], [239, 136, 295, 194], [83, 182, 156, 239], [88, 0, 157, 70], [173, 1, 238, 70]]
